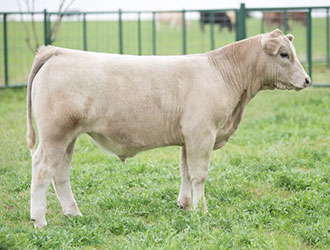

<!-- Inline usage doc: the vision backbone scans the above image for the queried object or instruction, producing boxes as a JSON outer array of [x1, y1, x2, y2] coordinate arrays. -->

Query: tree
[[16, 0, 76, 53]]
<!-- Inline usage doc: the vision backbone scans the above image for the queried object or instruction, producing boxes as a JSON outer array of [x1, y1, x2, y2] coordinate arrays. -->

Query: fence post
[[307, 8, 312, 78], [47, 14, 52, 44], [43, 9, 49, 45], [182, 9, 187, 55], [283, 10, 288, 34], [118, 9, 123, 54], [138, 12, 142, 55], [210, 12, 215, 50], [152, 11, 156, 55], [83, 13, 87, 51], [327, 8, 329, 68], [237, 3, 246, 40], [261, 12, 264, 33], [235, 9, 239, 41], [3, 13, 8, 86]]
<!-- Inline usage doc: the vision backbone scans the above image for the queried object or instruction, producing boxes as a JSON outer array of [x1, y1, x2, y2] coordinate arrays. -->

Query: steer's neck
[[207, 35, 263, 104]]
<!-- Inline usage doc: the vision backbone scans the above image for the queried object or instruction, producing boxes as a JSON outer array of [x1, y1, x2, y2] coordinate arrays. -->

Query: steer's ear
[[286, 34, 294, 42], [269, 28, 283, 37], [261, 35, 283, 55]]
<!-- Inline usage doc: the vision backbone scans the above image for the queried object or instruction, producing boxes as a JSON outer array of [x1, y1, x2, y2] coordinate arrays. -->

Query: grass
[[0, 15, 330, 85], [0, 87, 329, 249]]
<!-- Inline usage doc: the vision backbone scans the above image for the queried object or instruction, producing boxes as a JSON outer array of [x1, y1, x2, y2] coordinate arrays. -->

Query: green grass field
[[1, 87, 329, 249], [0, 15, 330, 85]]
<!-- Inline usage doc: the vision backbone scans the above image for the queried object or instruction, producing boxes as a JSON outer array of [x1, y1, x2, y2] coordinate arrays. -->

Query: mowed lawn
[[1, 16, 330, 85], [0, 87, 329, 249]]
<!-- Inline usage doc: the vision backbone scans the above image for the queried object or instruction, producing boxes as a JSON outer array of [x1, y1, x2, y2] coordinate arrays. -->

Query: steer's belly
[[87, 131, 182, 161], [87, 132, 142, 160]]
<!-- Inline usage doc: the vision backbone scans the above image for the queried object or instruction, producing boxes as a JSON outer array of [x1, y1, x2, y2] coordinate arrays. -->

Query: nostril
[[305, 77, 311, 86]]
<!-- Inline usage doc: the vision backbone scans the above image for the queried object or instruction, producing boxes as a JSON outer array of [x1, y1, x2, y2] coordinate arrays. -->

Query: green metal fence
[[1, 4, 330, 88]]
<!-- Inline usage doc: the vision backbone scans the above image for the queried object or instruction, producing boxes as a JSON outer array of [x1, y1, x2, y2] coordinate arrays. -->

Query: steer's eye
[[280, 53, 289, 59]]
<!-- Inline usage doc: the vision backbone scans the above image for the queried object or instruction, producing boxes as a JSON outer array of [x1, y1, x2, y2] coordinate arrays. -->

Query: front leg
[[177, 146, 191, 210], [184, 129, 216, 212]]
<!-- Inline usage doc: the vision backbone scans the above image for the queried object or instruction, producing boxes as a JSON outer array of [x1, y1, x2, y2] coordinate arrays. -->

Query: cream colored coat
[[27, 29, 310, 228]]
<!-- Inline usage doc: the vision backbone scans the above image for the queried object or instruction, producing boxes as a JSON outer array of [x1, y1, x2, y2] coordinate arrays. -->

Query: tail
[[26, 46, 62, 153]]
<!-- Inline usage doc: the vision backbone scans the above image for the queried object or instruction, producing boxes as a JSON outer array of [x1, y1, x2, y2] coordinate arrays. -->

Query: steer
[[200, 11, 233, 32], [27, 29, 310, 228]]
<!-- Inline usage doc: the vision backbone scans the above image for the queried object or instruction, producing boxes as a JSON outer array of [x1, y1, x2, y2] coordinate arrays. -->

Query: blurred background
[[1, 0, 330, 87], [1, 0, 329, 12]]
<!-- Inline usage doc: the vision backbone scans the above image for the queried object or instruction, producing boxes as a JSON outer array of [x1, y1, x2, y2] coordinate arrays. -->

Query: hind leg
[[30, 144, 64, 228], [52, 138, 82, 217]]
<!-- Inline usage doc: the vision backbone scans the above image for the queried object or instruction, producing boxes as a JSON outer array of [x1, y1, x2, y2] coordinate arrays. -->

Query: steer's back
[[31, 46, 218, 157]]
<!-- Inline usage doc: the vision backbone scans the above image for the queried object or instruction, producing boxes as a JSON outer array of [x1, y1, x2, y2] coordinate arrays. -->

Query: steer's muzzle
[[304, 76, 312, 88]]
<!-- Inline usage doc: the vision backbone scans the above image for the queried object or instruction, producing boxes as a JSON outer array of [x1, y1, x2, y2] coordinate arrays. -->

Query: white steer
[[27, 29, 310, 228]]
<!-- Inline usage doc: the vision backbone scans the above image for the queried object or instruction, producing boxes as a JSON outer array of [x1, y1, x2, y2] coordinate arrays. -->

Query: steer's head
[[260, 29, 311, 90]]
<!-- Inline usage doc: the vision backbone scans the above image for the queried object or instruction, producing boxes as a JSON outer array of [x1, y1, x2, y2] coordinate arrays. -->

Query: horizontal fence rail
[[1, 4, 330, 88]]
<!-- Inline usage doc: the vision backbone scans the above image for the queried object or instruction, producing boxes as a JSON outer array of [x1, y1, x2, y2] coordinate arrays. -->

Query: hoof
[[64, 210, 82, 217], [31, 218, 47, 229], [177, 203, 190, 211], [177, 197, 191, 211], [193, 199, 208, 213], [63, 203, 82, 217], [177, 204, 185, 210]]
